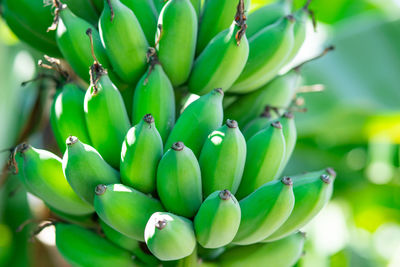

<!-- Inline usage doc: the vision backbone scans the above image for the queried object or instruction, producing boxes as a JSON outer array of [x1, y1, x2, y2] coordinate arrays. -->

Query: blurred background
[[0, 0, 400, 266]]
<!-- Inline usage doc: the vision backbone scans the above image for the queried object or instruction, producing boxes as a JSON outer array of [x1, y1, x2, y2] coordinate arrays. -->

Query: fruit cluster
[[2, 0, 336, 266]]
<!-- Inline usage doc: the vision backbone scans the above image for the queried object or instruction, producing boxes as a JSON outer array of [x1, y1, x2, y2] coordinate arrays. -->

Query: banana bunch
[[2, 0, 336, 265]]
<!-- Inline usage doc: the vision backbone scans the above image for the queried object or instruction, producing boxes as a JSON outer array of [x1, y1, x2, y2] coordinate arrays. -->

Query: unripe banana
[[99, 0, 149, 84], [196, 0, 250, 54], [120, 114, 163, 194], [156, 0, 198, 86], [189, 0, 201, 17], [165, 89, 224, 157], [242, 106, 276, 140], [94, 184, 164, 241], [52, 5, 110, 82], [194, 190, 241, 248], [199, 120, 246, 197], [50, 83, 91, 153], [62, 0, 100, 25], [224, 70, 302, 126], [145, 212, 197, 261], [264, 168, 336, 242], [276, 112, 297, 176], [50, 207, 96, 228], [219, 231, 305, 267], [84, 64, 131, 168], [93, 0, 105, 13], [228, 16, 296, 94], [119, 0, 158, 45], [62, 136, 120, 204], [235, 122, 286, 199], [13, 144, 94, 215], [232, 177, 294, 245], [157, 142, 202, 218], [246, 0, 292, 38], [100, 220, 161, 266], [188, 18, 249, 95], [132, 49, 175, 143], [1, 0, 61, 57], [152, 0, 165, 13], [55, 223, 138, 267]]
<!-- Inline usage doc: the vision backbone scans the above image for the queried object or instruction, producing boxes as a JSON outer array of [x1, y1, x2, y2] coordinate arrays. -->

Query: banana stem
[[86, 28, 107, 92], [106, 0, 115, 22], [47, 0, 65, 32], [144, 47, 160, 85]]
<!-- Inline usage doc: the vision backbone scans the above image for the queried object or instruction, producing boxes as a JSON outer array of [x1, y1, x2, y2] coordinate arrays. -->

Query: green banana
[[246, 0, 292, 38], [264, 168, 336, 242], [120, 114, 163, 194], [145, 212, 197, 261], [232, 177, 294, 245], [1, 0, 61, 57], [62, 136, 120, 204], [94, 184, 165, 241], [188, 6, 249, 95], [152, 0, 165, 14], [50, 207, 97, 228], [228, 16, 295, 94], [189, 0, 201, 17], [100, 220, 161, 266], [93, 0, 105, 13], [132, 48, 175, 143], [120, 0, 158, 45], [199, 120, 246, 197], [242, 106, 276, 140], [224, 70, 302, 126], [13, 144, 94, 215], [157, 142, 202, 218], [194, 190, 241, 248], [277, 112, 297, 176], [156, 0, 198, 86], [55, 223, 138, 267], [84, 59, 131, 168], [197, 246, 226, 261], [62, 0, 100, 25], [165, 89, 224, 157], [235, 121, 286, 199], [50, 83, 91, 153], [219, 232, 305, 267], [99, 0, 149, 84], [49, 3, 109, 83], [196, 0, 250, 54]]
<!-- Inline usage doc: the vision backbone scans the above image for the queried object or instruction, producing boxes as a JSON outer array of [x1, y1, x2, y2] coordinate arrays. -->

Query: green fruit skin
[[229, 17, 295, 94], [120, 0, 158, 45], [50, 207, 97, 228], [132, 64, 176, 143], [219, 232, 305, 267], [152, 0, 165, 13], [156, 0, 198, 86], [63, 0, 100, 25], [189, 0, 201, 17], [100, 220, 161, 266], [235, 123, 286, 199], [93, 0, 105, 13], [276, 113, 297, 176], [246, 0, 292, 38], [145, 212, 196, 261], [157, 145, 202, 218], [199, 123, 246, 197], [242, 115, 275, 141], [165, 89, 224, 157], [15, 146, 94, 216], [63, 138, 120, 204], [94, 184, 165, 241], [56, 8, 110, 83], [55, 223, 137, 267], [50, 84, 92, 153], [232, 179, 294, 245], [189, 23, 249, 95], [84, 74, 131, 168], [120, 117, 163, 193], [196, 0, 250, 55], [1, 0, 61, 57], [194, 191, 241, 248], [264, 170, 335, 242], [283, 7, 308, 66], [224, 70, 301, 127], [99, 0, 149, 84]]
